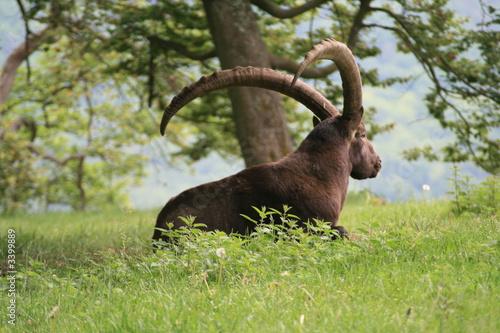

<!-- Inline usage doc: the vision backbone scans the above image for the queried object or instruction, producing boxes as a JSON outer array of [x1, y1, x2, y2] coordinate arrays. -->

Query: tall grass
[[1, 200, 498, 332]]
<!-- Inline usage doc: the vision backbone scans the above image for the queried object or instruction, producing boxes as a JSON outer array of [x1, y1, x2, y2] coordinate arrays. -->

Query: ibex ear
[[342, 106, 364, 132], [312, 116, 321, 127]]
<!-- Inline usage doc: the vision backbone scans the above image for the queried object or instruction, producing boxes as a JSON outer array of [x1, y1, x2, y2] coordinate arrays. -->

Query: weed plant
[[447, 165, 499, 216]]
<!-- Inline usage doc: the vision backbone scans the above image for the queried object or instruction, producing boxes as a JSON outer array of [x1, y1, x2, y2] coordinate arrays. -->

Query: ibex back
[[152, 39, 381, 243]]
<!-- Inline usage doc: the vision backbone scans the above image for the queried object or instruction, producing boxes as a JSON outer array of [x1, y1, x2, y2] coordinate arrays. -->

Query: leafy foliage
[[1, 0, 498, 212], [447, 165, 499, 215], [0, 37, 153, 212], [0, 135, 40, 213], [390, 1, 500, 174]]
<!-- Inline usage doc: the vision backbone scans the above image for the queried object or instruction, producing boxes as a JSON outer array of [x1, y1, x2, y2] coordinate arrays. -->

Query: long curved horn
[[160, 67, 339, 135], [292, 39, 363, 122]]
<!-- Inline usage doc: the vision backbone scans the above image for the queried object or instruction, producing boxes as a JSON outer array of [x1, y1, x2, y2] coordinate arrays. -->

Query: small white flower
[[215, 248, 226, 258], [422, 184, 431, 191]]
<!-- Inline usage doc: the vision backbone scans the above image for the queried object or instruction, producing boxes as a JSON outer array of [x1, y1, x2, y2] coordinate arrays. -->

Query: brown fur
[[152, 115, 381, 243]]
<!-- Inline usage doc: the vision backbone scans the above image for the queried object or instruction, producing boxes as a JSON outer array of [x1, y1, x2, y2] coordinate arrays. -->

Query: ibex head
[[291, 39, 381, 180], [160, 39, 380, 180]]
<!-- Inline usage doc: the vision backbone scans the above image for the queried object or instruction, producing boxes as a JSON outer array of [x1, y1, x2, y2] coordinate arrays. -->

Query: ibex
[[152, 39, 381, 243]]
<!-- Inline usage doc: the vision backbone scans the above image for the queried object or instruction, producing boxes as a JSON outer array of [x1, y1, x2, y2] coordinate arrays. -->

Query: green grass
[[1, 201, 499, 332]]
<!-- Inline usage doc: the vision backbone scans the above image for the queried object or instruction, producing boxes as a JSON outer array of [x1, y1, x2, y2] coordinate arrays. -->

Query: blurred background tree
[[0, 0, 498, 212]]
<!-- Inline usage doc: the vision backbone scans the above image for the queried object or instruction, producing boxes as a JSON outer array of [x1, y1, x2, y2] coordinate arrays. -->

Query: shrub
[[447, 165, 499, 215]]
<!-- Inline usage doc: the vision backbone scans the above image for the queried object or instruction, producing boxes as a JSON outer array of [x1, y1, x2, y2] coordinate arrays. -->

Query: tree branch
[[0, 115, 85, 167], [15, 0, 33, 80], [268, 0, 374, 79], [0, 25, 62, 106], [363, 10, 444, 90], [10, 117, 37, 141], [436, 54, 499, 103], [250, 0, 330, 19], [268, 51, 338, 78], [27, 143, 85, 166], [148, 36, 216, 61], [347, 0, 373, 48], [364, 20, 487, 171]]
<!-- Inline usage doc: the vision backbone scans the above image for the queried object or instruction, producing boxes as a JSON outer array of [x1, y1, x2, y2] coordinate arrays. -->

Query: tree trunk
[[202, 0, 293, 166]]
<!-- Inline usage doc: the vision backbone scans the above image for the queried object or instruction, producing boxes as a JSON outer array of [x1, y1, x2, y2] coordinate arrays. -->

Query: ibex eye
[[360, 134, 366, 138]]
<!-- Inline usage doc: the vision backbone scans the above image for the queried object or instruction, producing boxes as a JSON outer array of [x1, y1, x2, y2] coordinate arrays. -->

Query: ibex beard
[[152, 39, 381, 245]]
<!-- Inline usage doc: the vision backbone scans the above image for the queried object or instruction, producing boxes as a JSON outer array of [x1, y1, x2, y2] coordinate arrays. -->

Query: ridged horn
[[292, 39, 363, 122], [160, 66, 339, 135]]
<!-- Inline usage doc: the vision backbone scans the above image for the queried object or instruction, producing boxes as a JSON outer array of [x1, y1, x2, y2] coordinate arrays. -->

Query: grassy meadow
[[1, 197, 499, 332]]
